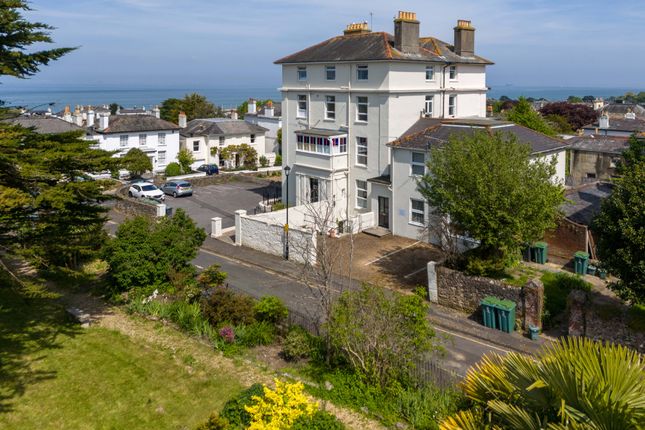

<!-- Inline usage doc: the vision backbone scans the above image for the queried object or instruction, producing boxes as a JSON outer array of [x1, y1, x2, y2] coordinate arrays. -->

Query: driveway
[[165, 180, 280, 231]]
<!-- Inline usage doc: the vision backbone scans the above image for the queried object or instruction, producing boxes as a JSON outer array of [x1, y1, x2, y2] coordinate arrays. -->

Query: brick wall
[[436, 265, 544, 329], [543, 218, 588, 262]]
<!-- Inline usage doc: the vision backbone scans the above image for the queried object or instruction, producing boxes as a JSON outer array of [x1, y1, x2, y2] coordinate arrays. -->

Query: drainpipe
[[441, 63, 452, 119], [345, 64, 352, 227]]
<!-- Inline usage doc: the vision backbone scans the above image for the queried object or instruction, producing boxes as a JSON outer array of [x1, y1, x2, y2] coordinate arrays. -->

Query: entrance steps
[[363, 227, 391, 238]]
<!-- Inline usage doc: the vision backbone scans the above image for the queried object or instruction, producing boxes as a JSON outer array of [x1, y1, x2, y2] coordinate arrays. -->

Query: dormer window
[[356, 65, 368, 80], [297, 66, 307, 81]]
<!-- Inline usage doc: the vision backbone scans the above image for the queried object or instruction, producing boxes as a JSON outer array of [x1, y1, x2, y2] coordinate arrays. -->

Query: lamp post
[[283, 165, 291, 260]]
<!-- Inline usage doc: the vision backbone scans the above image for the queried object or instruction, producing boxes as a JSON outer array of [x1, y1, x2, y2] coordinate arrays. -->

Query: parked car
[[161, 180, 193, 198], [128, 182, 165, 201], [197, 164, 219, 175]]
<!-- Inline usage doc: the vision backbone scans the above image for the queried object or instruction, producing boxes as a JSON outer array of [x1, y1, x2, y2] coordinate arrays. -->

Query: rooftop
[[388, 117, 569, 154], [562, 182, 613, 226], [4, 116, 86, 134], [294, 127, 346, 137], [92, 115, 180, 134], [568, 136, 630, 155], [583, 118, 645, 133], [181, 119, 268, 137], [601, 103, 645, 118]]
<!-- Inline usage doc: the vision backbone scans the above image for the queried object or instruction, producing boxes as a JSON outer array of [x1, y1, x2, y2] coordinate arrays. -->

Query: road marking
[[194, 264, 204, 270], [433, 326, 511, 354], [364, 241, 420, 266], [404, 266, 426, 279]]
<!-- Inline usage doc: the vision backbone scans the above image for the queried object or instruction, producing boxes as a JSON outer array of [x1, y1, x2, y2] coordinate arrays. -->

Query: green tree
[[160, 93, 222, 123], [326, 284, 436, 387], [159, 97, 183, 123], [276, 127, 282, 154], [177, 148, 195, 173], [121, 148, 152, 177], [617, 134, 645, 174], [440, 338, 645, 429], [236, 99, 272, 119], [102, 209, 206, 294], [505, 97, 557, 136], [109, 103, 120, 115], [567, 95, 583, 103], [418, 131, 565, 267], [0, 1, 75, 80]]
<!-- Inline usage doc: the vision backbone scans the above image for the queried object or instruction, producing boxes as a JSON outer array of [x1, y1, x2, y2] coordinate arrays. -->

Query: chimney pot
[[454, 19, 476, 57], [394, 11, 420, 54], [344, 21, 370, 35], [599, 114, 610, 129]]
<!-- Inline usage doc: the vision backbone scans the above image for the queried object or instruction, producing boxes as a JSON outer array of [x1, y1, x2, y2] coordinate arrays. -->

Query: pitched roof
[[562, 182, 613, 225], [93, 115, 180, 134], [602, 103, 645, 118], [180, 119, 268, 137], [388, 118, 568, 154], [275, 32, 493, 65], [4, 116, 86, 134], [582, 118, 645, 133], [568, 136, 629, 155]]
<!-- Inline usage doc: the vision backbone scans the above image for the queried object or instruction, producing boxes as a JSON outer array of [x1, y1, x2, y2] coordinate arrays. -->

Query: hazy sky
[[3, 0, 644, 89]]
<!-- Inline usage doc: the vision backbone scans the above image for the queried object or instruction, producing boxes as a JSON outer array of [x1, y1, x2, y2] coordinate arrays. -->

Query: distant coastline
[[1, 85, 643, 111]]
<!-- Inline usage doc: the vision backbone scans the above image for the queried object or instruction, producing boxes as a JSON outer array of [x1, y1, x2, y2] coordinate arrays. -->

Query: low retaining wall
[[429, 263, 544, 329], [114, 197, 161, 218]]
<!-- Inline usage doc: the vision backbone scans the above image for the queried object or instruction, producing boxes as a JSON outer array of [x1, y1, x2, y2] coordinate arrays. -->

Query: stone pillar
[[234, 210, 246, 246], [211, 217, 222, 238], [567, 289, 587, 337], [427, 261, 438, 303], [522, 279, 544, 330], [156, 203, 167, 217]]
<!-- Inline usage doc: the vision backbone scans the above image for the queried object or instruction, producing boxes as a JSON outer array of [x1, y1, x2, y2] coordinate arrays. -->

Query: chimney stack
[[87, 110, 95, 127], [344, 22, 370, 35], [248, 98, 257, 115], [394, 11, 420, 54], [264, 100, 274, 117], [152, 106, 160, 119], [98, 114, 109, 131], [178, 111, 187, 128], [63, 105, 72, 123], [599, 113, 610, 129], [231, 111, 239, 120], [454, 20, 475, 57]]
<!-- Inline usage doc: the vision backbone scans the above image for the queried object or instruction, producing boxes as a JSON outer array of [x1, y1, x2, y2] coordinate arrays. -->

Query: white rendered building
[[244, 99, 282, 157]]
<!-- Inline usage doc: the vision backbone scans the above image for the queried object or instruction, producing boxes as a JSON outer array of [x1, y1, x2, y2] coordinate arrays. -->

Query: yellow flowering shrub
[[244, 379, 318, 430]]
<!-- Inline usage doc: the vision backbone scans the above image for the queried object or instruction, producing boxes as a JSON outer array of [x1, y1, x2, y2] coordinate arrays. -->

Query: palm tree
[[440, 337, 645, 429]]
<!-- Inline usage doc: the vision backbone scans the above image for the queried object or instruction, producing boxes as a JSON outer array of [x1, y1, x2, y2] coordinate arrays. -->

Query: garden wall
[[114, 196, 160, 219], [432, 264, 544, 329], [543, 218, 588, 262]]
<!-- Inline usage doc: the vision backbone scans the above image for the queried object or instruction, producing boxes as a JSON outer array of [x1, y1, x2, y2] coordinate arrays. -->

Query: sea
[[1, 85, 643, 111]]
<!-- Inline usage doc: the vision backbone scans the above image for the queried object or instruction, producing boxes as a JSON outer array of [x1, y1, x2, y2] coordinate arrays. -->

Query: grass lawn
[[0, 272, 243, 429]]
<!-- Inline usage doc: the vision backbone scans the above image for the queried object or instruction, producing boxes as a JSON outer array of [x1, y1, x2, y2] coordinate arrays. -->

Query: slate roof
[[388, 118, 569, 155], [602, 103, 645, 118], [93, 115, 180, 134], [582, 118, 645, 133], [568, 136, 629, 155], [275, 32, 493, 65], [181, 119, 268, 137], [367, 174, 391, 185], [4, 116, 86, 134], [562, 182, 613, 226]]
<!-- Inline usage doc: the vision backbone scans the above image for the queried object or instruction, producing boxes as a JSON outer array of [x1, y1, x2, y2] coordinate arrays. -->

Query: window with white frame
[[325, 95, 335, 120], [449, 65, 457, 80], [139, 134, 147, 146], [410, 198, 425, 225], [193, 140, 199, 152], [356, 180, 368, 209], [158, 133, 166, 146], [297, 66, 307, 81], [356, 96, 368, 122], [425, 66, 434, 80], [297, 94, 307, 118], [250, 134, 256, 143], [120, 135, 128, 147], [296, 134, 346, 155], [219, 136, 225, 145], [356, 65, 368, 80], [424, 95, 434, 117], [158, 151, 166, 164], [356, 136, 367, 166], [411, 152, 425, 176], [448, 95, 457, 116], [325, 65, 336, 80]]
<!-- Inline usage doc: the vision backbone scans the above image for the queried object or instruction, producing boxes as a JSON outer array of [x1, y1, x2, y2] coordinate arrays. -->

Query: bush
[[235, 321, 275, 347], [274, 154, 282, 166], [220, 383, 264, 429], [219, 326, 235, 343], [254, 296, 288, 324], [259, 155, 268, 167], [272, 201, 285, 211], [541, 271, 591, 328], [197, 264, 227, 289], [291, 410, 346, 430], [165, 162, 182, 177], [200, 287, 256, 326], [245, 380, 317, 429], [627, 304, 645, 333], [282, 327, 312, 361], [195, 413, 229, 430]]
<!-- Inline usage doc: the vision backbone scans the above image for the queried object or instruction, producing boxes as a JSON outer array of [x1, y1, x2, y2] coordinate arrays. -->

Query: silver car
[[161, 180, 193, 197]]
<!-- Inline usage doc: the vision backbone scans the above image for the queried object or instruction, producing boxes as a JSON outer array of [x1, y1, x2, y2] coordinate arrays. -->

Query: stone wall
[[434, 264, 544, 329], [114, 197, 159, 219], [154, 172, 279, 188]]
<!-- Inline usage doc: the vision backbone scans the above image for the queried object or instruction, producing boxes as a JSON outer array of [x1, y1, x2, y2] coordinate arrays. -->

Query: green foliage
[[540, 101, 597, 131], [271, 201, 285, 211], [540, 271, 591, 328], [617, 134, 645, 174], [544, 113, 573, 134], [102, 209, 206, 294], [254, 296, 288, 324], [0, 1, 75, 79], [441, 337, 645, 429], [274, 154, 282, 166], [234, 321, 275, 347], [195, 413, 229, 430], [177, 148, 195, 173], [259, 155, 268, 167], [327, 285, 436, 387], [291, 410, 346, 430], [164, 162, 182, 177], [627, 304, 645, 332], [121, 147, 152, 177], [160, 93, 222, 123], [200, 286, 256, 326], [504, 97, 557, 136], [237, 99, 272, 119], [418, 130, 565, 266], [197, 264, 228, 288], [109, 103, 120, 115], [463, 252, 507, 277], [219, 144, 258, 169], [220, 384, 265, 429], [0, 125, 116, 268], [282, 327, 313, 361], [567, 95, 583, 103], [593, 153, 645, 304]]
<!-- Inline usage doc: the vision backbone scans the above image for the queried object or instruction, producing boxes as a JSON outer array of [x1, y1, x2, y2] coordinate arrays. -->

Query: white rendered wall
[[94, 129, 179, 172]]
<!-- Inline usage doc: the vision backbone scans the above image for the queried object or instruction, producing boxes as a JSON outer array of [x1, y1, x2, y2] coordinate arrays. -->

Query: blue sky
[[3, 0, 644, 90]]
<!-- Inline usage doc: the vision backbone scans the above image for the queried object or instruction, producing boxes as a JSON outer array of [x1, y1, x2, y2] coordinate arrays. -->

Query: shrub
[[245, 379, 318, 429], [219, 326, 235, 343], [291, 410, 346, 429], [200, 287, 255, 326], [197, 264, 228, 288], [282, 327, 312, 361], [220, 383, 265, 429], [254, 296, 288, 324], [165, 162, 182, 177], [541, 271, 591, 328], [628, 304, 645, 333], [235, 321, 275, 347], [274, 154, 282, 166], [195, 413, 229, 430], [259, 155, 268, 167], [272, 201, 285, 211]]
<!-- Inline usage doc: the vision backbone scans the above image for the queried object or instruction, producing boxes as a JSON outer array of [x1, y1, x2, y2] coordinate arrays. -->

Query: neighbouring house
[[567, 135, 629, 186], [244, 99, 282, 157], [4, 115, 89, 135], [179, 117, 269, 170], [276, 12, 493, 229], [582, 112, 645, 137], [387, 118, 569, 243], [597, 102, 645, 119]]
